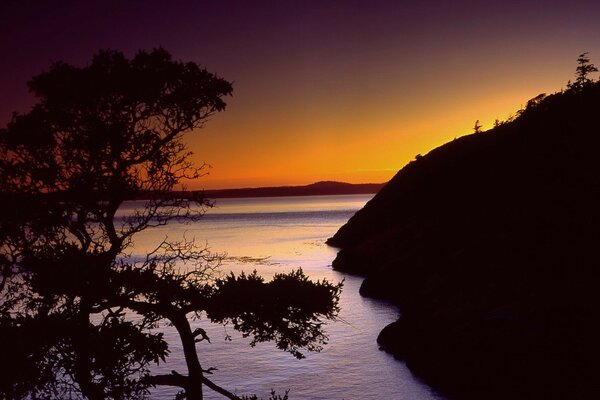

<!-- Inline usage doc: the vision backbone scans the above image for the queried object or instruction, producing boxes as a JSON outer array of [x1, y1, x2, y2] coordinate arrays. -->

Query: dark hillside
[[327, 82, 600, 399]]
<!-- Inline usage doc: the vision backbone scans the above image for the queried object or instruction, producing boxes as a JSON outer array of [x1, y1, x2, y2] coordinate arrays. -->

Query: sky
[[2, 0, 600, 189]]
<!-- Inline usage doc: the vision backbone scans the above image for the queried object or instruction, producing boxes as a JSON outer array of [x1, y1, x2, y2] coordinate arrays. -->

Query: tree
[[526, 93, 547, 110], [568, 52, 598, 92], [473, 119, 482, 134], [0, 49, 341, 400]]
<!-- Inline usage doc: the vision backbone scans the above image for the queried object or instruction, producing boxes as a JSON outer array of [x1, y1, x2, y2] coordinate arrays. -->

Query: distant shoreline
[[26, 181, 386, 202], [201, 181, 385, 199]]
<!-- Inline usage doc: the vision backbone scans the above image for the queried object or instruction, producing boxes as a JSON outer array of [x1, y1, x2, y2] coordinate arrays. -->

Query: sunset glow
[[5, 2, 600, 399], [2, 1, 600, 188]]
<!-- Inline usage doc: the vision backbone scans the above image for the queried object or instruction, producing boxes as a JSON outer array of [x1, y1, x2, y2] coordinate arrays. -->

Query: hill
[[327, 81, 600, 399], [202, 181, 384, 198]]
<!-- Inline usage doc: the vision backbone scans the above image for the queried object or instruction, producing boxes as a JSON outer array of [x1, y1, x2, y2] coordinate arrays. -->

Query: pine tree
[[568, 52, 598, 92]]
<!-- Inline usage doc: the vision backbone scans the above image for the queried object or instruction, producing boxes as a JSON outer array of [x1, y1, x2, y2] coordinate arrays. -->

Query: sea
[[122, 194, 443, 400]]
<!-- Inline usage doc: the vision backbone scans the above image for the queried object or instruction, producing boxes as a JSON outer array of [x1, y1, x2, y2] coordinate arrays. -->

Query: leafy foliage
[[241, 390, 290, 400], [0, 49, 341, 400], [208, 270, 342, 359]]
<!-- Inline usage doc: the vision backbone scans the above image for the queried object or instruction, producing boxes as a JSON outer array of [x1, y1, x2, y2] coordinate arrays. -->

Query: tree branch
[[202, 376, 242, 400], [142, 373, 186, 388], [143, 373, 241, 399]]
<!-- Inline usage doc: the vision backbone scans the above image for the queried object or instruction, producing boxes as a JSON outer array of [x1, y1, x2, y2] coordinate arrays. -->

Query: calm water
[[123, 195, 442, 400]]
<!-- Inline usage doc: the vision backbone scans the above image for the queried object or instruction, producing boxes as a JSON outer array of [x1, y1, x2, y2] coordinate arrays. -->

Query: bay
[[123, 194, 442, 400]]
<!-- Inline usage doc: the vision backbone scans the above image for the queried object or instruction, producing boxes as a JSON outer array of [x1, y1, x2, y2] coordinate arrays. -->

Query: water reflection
[[122, 195, 442, 399]]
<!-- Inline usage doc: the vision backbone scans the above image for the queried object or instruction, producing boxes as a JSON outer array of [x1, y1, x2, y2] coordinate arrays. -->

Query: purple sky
[[3, 1, 600, 188]]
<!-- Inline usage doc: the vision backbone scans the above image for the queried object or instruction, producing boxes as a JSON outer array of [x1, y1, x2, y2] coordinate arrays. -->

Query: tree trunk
[[171, 312, 204, 400], [74, 367, 104, 400], [72, 315, 105, 400]]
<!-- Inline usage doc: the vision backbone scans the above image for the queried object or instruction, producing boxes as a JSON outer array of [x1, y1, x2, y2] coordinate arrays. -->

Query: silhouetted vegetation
[[0, 49, 341, 400], [328, 53, 600, 399], [567, 52, 598, 91], [241, 389, 289, 400]]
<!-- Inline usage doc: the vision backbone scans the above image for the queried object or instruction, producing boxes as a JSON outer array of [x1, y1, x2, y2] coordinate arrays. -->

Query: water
[[123, 195, 442, 400]]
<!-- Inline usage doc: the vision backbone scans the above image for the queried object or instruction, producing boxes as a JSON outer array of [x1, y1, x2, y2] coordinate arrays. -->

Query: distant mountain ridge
[[202, 181, 385, 199]]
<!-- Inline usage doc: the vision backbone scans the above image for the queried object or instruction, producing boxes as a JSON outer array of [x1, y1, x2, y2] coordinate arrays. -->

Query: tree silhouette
[[473, 119, 482, 134], [568, 52, 598, 92], [0, 49, 341, 400]]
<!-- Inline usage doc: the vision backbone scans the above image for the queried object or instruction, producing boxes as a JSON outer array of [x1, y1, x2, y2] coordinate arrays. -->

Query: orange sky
[[191, 48, 584, 189], [2, 1, 600, 189]]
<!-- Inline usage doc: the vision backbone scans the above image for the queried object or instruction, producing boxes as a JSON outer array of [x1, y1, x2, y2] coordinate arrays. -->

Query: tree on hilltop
[[568, 52, 598, 92], [0, 49, 341, 400]]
